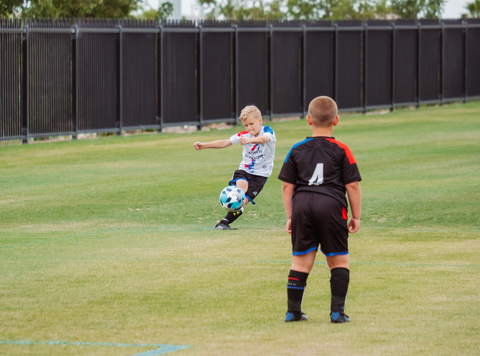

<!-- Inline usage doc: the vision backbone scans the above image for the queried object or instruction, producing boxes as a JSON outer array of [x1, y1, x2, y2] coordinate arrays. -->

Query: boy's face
[[242, 116, 262, 137]]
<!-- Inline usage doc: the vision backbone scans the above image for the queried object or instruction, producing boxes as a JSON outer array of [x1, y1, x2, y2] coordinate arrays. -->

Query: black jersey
[[278, 136, 361, 207]]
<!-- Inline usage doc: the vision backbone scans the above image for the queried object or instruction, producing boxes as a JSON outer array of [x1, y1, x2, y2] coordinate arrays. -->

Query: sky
[[443, 0, 471, 18], [146, 0, 472, 19]]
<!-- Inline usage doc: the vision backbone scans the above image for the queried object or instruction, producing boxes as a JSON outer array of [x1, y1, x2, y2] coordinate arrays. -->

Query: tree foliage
[[1, 0, 23, 17], [465, 0, 480, 18], [1, 0, 448, 20], [137, 2, 174, 20], [198, 0, 446, 21], [285, 0, 379, 20], [199, 0, 285, 20], [390, 0, 444, 19], [2, 0, 144, 18]]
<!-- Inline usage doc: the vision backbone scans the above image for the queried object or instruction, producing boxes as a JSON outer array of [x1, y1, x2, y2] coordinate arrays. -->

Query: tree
[[18, 0, 144, 19], [465, 0, 480, 18], [200, 0, 286, 20], [284, 0, 379, 21], [0, 0, 23, 17], [390, 0, 445, 19], [199, 0, 391, 21], [137, 2, 174, 20]]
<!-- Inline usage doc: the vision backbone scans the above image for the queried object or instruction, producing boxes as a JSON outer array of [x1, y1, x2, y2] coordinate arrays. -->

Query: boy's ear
[[332, 115, 339, 126], [306, 115, 313, 126]]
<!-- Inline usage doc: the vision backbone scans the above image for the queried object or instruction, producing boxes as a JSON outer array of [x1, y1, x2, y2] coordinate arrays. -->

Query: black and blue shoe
[[215, 220, 232, 230], [330, 311, 349, 323], [285, 312, 308, 322]]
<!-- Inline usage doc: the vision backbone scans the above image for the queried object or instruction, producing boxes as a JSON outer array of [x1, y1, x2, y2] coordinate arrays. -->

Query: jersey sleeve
[[230, 130, 247, 145], [263, 126, 276, 143], [340, 145, 362, 185], [278, 148, 297, 185]]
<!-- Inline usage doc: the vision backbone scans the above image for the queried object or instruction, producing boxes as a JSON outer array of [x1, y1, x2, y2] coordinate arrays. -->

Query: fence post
[[158, 22, 163, 133], [117, 24, 123, 135], [463, 20, 467, 103], [391, 21, 395, 112], [198, 23, 203, 131], [268, 23, 273, 120], [302, 24, 307, 118], [417, 22, 421, 108], [233, 24, 239, 126], [440, 21, 445, 106], [21, 24, 29, 144], [363, 22, 368, 114], [72, 25, 78, 139], [334, 23, 338, 105]]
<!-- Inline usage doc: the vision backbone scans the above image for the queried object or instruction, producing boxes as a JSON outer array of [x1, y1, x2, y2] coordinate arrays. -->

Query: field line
[[0, 340, 191, 355]]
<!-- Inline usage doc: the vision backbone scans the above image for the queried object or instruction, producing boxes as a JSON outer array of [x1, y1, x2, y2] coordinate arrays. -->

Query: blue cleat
[[285, 312, 308, 322], [330, 311, 349, 323]]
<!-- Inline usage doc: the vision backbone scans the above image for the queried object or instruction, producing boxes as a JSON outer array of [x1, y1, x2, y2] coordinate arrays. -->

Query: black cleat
[[285, 312, 308, 322], [215, 220, 232, 230], [330, 311, 349, 323]]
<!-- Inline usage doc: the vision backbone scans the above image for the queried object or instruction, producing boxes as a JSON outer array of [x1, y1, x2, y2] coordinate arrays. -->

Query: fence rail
[[1, 18, 480, 143]]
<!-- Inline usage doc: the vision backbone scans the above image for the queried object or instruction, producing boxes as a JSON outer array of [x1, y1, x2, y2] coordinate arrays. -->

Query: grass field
[[1, 102, 479, 356]]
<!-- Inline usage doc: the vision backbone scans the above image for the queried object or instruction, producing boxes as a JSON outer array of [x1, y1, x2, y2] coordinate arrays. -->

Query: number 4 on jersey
[[308, 163, 324, 185]]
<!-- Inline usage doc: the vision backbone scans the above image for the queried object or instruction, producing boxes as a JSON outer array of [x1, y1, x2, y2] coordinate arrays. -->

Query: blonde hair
[[308, 96, 338, 127], [239, 105, 262, 122]]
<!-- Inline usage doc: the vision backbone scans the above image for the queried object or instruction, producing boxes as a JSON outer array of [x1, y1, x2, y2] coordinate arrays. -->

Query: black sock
[[223, 207, 244, 224], [330, 268, 350, 314], [287, 270, 309, 317]]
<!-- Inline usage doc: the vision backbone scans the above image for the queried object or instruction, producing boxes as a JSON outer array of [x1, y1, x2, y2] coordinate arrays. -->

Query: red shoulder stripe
[[237, 130, 248, 137], [325, 138, 356, 164]]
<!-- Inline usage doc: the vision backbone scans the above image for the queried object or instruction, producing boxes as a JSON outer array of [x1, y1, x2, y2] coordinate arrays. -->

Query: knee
[[326, 254, 349, 270], [236, 180, 248, 193]]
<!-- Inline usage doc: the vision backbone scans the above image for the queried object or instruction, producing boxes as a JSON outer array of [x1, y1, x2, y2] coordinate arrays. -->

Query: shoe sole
[[215, 226, 232, 230]]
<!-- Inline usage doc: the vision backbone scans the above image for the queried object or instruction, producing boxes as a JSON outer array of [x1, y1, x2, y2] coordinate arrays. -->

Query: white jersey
[[229, 126, 276, 177]]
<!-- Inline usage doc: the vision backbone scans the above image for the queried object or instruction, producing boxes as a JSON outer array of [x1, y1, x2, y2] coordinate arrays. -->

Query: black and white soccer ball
[[219, 186, 245, 212]]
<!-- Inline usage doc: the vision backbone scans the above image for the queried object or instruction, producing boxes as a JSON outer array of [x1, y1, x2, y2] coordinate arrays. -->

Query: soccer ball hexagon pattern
[[219, 186, 245, 212]]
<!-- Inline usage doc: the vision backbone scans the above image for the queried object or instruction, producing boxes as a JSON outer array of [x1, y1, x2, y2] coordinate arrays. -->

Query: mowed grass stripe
[[0, 102, 479, 355]]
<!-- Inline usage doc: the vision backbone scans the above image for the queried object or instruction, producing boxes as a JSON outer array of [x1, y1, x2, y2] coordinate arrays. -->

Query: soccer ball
[[219, 186, 245, 212]]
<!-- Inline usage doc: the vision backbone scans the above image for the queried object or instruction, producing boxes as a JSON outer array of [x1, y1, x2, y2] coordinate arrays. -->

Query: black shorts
[[291, 192, 349, 256], [229, 170, 268, 205]]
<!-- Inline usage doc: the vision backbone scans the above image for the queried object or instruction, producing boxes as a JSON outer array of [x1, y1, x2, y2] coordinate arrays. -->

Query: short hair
[[308, 96, 338, 127], [240, 105, 262, 122]]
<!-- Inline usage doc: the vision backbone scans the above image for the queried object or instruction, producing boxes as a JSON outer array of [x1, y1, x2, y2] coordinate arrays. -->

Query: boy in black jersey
[[278, 96, 362, 323]]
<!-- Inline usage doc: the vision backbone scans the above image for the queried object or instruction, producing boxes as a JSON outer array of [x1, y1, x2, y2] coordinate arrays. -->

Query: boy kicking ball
[[278, 96, 362, 323], [193, 105, 276, 230]]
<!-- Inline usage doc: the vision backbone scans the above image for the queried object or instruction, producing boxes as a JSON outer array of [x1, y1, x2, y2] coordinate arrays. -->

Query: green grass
[[1, 102, 480, 356]]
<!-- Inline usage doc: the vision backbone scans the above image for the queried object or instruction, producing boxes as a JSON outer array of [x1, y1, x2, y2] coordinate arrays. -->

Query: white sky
[[146, 0, 472, 19], [443, 0, 471, 18]]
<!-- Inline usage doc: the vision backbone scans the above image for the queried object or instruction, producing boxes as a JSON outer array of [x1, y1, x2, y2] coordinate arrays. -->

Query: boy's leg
[[286, 251, 316, 322], [235, 179, 249, 195], [326, 254, 350, 323]]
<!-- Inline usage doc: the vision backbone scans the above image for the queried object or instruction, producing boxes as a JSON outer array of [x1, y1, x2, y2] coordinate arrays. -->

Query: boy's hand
[[193, 142, 204, 150], [239, 136, 250, 145], [286, 218, 292, 235], [347, 218, 360, 233]]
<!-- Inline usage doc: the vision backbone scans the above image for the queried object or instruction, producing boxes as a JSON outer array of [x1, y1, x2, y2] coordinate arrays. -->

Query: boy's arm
[[193, 139, 232, 150], [282, 181, 295, 234], [345, 181, 361, 233], [239, 134, 271, 145]]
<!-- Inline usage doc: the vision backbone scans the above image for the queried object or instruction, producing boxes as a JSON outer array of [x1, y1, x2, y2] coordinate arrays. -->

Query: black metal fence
[[1, 18, 480, 143]]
